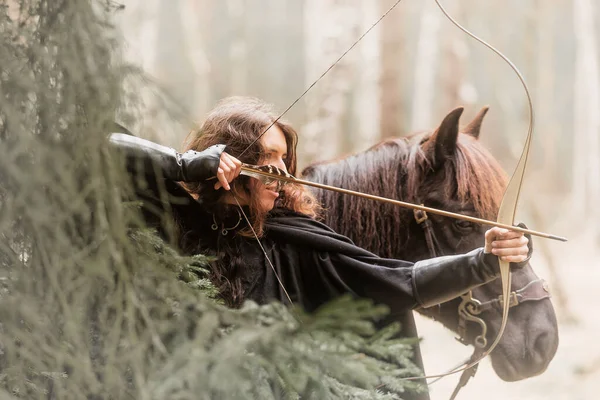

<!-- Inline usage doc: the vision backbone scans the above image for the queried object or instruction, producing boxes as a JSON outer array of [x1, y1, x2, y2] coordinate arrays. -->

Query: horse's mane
[[302, 132, 508, 258]]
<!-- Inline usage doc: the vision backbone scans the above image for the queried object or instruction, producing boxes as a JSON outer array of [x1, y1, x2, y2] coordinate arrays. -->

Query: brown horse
[[301, 107, 559, 382]]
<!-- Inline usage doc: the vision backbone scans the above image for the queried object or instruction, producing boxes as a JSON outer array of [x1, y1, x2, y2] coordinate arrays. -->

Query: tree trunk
[[379, 0, 404, 139], [573, 0, 600, 240], [410, 0, 441, 131], [437, 1, 474, 119], [301, 0, 359, 165], [352, 0, 381, 150]]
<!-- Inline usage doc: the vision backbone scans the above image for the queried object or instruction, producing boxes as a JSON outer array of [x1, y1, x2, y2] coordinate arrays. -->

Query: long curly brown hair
[[182, 96, 321, 236]]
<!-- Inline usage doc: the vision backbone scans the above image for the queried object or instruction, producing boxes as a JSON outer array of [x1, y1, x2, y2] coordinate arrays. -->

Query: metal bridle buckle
[[414, 207, 428, 224]]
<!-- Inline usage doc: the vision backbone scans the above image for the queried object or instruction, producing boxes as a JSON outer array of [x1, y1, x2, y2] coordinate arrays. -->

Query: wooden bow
[[433, 0, 536, 378], [386, 0, 549, 384]]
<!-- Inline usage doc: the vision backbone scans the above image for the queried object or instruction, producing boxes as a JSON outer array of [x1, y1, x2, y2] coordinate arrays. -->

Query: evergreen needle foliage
[[0, 1, 424, 399]]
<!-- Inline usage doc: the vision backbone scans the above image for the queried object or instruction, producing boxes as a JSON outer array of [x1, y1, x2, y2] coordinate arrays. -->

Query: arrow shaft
[[240, 166, 567, 242]]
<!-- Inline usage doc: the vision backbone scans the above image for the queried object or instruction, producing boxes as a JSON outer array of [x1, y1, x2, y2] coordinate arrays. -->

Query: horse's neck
[[304, 143, 413, 259]]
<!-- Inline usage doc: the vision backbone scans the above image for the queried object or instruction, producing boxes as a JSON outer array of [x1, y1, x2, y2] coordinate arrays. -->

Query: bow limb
[[485, 94, 534, 357], [474, 124, 532, 366]]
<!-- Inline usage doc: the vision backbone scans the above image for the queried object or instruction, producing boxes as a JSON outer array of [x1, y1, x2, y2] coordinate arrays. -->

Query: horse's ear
[[424, 107, 464, 168], [462, 106, 490, 139]]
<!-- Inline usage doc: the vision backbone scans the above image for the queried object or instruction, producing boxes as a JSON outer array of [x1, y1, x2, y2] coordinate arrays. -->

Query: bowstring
[[233, 196, 295, 307]]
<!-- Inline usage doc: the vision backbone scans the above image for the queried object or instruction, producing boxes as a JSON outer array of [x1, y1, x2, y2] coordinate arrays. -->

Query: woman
[[111, 96, 530, 311]]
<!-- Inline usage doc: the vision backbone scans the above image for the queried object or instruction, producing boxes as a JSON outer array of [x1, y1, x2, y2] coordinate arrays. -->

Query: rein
[[413, 208, 551, 399]]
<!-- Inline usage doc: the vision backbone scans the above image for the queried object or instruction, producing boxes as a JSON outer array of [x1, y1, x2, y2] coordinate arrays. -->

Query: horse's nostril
[[528, 331, 556, 372], [535, 331, 558, 358]]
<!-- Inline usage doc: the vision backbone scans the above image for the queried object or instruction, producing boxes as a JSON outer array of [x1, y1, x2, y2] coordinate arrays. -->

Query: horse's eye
[[453, 220, 473, 232]]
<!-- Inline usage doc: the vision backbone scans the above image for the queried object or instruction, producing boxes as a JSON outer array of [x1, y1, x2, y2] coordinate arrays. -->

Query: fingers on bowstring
[[221, 158, 236, 183], [214, 153, 242, 191], [220, 152, 243, 186], [215, 167, 230, 191], [224, 152, 243, 177]]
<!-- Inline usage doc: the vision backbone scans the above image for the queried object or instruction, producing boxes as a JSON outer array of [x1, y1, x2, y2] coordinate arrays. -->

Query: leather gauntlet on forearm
[[109, 133, 224, 182], [411, 248, 500, 308]]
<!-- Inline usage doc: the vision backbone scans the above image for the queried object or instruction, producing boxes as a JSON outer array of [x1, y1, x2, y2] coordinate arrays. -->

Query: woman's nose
[[274, 158, 287, 172]]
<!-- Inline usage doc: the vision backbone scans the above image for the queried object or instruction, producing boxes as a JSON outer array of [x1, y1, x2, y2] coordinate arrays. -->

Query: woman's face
[[251, 124, 288, 212]]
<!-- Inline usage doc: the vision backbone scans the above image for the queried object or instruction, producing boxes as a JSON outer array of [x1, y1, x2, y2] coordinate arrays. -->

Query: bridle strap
[[414, 208, 440, 258], [474, 278, 551, 313]]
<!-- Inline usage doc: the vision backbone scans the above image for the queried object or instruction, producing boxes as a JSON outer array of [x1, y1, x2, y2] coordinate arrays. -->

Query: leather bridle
[[413, 208, 551, 399]]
